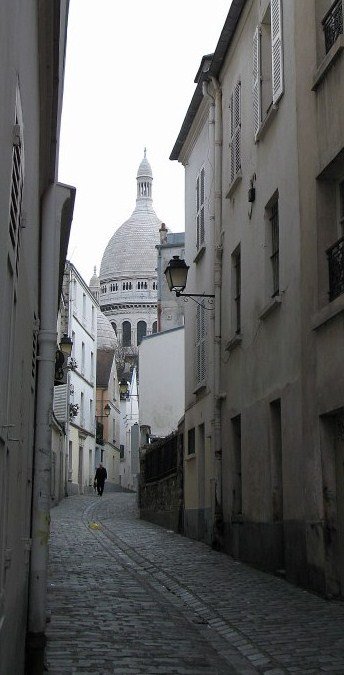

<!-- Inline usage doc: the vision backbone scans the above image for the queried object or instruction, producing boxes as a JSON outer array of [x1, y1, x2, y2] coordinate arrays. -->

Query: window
[[152, 321, 157, 334], [122, 321, 131, 347], [323, 0, 343, 54], [270, 399, 283, 523], [196, 167, 205, 249], [111, 322, 117, 336], [229, 81, 241, 184], [265, 194, 280, 299], [9, 91, 25, 276], [90, 351, 94, 381], [269, 198, 280, 297], [137, 320, 147, 346], [253, 0, 284, 140], [231, 415, 242, 516], [232, 245, 241, 334], [81, 342, 85, 374], [80, 392, 84, 427], [187, 428, 195, 455], [89, 399, 93, 431], [196, 304, 206, 385]]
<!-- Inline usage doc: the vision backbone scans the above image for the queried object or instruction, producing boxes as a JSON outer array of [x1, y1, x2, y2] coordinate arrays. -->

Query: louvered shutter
[[53, 384, 68, 423], [230, 82, 241, 183], [196, 305, 206, 385], [271, 0, 284, 103], [252, 27, 261, 139], [200, 168, 205, 245], [196, 176, 200, 249]]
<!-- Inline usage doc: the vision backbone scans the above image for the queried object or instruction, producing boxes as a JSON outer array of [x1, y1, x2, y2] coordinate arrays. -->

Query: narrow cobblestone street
[[46, 491, 344, 675]]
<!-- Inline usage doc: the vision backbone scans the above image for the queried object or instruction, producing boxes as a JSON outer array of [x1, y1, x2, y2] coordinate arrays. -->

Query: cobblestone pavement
[[46, 492, 344, 675]]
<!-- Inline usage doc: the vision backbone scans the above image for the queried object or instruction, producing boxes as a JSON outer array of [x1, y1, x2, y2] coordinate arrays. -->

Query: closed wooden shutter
[[252, 27, 261, 139], [196, 304, 206, 385], [53, 384, 68, 423], [200, 168, 205, 245], [230, 82, 241, 183], [271, 0, 284, 104]]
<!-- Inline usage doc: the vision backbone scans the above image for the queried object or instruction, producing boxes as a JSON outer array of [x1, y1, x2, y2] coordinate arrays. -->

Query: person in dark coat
[[94, 463, 107, 496]]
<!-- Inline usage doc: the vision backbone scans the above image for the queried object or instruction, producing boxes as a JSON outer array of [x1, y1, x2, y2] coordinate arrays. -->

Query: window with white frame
[[195, 304, 206, 386], [253, 0, 284, 140], [196, 167, 205, 249], [229, 81, 241, 184]]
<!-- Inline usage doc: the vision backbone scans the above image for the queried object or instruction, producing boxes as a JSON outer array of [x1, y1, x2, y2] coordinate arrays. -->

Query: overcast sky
[[58, 0, 231, 284]]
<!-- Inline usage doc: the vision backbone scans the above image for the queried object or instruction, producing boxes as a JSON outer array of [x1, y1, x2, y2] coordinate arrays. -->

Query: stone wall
[[139, 431, 184, 533]]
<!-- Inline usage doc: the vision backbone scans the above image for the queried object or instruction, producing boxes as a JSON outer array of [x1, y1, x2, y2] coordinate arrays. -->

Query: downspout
[[203, 77, 223, 549], [28, 184, 75, 649]]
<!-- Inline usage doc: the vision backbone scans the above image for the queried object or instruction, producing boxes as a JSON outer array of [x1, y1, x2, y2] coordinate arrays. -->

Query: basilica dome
[[97, 310, 117, 351], [100, 150, 161, 282], [98, 150, 162, 351]]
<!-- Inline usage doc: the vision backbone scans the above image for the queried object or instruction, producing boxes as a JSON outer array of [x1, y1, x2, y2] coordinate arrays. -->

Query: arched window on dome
[[137, 321, 147, 346], [111, 322, 117, 336], [122, 321, 131, 347], [152, 321, 157, 334]]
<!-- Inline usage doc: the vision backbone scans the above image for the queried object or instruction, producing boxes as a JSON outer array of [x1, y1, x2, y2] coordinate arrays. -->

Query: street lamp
[[119, 378, 129, 400], [54, 334, 73, 384], [164, 255, 215, 307]]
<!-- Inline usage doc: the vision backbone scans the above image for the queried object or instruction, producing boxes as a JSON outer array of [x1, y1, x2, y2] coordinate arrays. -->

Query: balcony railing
[[327, 235, 344, 301], [323, 0, 343, 53]]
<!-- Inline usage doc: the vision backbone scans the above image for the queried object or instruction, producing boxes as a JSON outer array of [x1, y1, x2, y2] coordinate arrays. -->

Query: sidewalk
[[46, 492, 344, 674]]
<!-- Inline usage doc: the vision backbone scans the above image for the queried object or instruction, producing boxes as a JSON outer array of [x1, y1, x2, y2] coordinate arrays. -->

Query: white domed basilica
[[98, 150, 162, 354]]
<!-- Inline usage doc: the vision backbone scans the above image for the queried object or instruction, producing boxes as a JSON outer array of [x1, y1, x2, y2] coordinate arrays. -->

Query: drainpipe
[[203, 77, 223, 549], [28, 183, 75, 659]]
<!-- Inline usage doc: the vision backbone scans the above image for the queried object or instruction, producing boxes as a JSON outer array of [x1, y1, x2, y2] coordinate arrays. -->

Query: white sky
[[58, 0, 232, 284]]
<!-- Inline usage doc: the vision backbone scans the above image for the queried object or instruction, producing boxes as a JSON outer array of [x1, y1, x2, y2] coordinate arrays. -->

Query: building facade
[[171, 0, 344, 597], [156, 225, 185, 332], [95, 311, 121, 485], [0, 2, 74, 672], [61, 262, 98, 495]]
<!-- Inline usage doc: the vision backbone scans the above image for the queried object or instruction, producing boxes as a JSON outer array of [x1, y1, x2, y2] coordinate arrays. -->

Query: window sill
[[185, 453, 196, 461], [259, 294, 282, 320], [194, 244, 206, 263], [255, 103, 279, 143], [225, 172, 242, 199], [225, 333, 242, 353], [312, 35, 344, 91], [311, 292, 344, 330], [193, 382, 206, 396]]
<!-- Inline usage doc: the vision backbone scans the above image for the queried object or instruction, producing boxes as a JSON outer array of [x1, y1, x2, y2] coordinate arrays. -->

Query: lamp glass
[[60, 334, 73, 357], [164, 256, 189, 292], [119, 379, 128, 396]]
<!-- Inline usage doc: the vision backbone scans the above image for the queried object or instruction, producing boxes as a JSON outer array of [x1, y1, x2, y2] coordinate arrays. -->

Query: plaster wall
[[139, 327, 185, 438]]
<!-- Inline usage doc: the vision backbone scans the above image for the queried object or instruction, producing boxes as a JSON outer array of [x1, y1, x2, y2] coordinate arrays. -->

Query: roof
[[170, 0, 247, 161], [96, 350, 115, 387]]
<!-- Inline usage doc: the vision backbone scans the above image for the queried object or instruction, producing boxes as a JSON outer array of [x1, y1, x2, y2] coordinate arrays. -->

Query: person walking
[[94, 463, 107, 496]]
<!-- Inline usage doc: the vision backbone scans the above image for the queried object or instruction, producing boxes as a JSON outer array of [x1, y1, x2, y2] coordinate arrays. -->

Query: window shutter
[[271, 0, 284, 104], [200, 168, 205, 245], [252, 27, 261, 139], [196, 176, 200, 249], [230, 83, 241, 183], [196, 305, 206, 385]]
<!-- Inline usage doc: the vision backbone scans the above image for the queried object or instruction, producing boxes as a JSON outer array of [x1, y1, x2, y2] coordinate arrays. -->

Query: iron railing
[[323, 0, 343, 53], [327, 235, 344, 301], [144, 435, 178, 483]]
